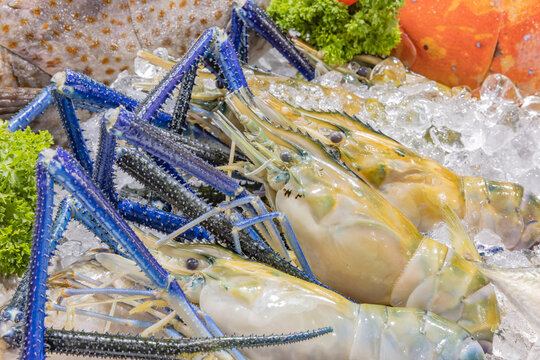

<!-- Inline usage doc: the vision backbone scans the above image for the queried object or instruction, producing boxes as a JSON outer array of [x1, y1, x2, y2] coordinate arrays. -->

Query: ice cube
[[491, 288, 537, 360], [429, 126, 464, 153], [483, 125, 514, 156], [153, 47, 169, 60], [484, 249, 532, 268], [316, 71, 344, 88], [134, 56, 161, 79], [475, 229, 504, 248], [517, 167, 540, 195], [522, 95, 540, 116], [480, 74, 523, 105], [461, 126, 486, 151], [369, 57, 406, 86]]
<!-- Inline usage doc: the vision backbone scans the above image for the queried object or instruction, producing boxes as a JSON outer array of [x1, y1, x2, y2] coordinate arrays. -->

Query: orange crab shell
[[394, 0, 540, 95]]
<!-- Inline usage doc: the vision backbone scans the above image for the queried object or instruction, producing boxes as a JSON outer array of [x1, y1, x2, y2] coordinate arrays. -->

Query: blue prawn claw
[[21, 158, 54, 360], [19, 148, 218, 360], [232, 0, 315, 80]]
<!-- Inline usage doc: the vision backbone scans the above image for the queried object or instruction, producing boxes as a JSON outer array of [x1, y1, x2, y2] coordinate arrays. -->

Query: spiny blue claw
[[109, 107, 245, 198], [51, 197, 73, 250], [53, 70, 136, 112], [66, 197, 126, 256], [21, 156, 55, 360], [54, 70, 171, 128], [8, 85, 54, 132], [42, 147, 212, 338], [135, 29, 214, 122], [117, 200, 214, 242], [235, 0, 315, 80], [212, 28, 249, 92], [135, 27, 248, 124], [230, 9, 249, 63], [4, 195, 70, 337], [11, 326, 333, 359], [52, 91, 94, 175], [170, 64, 198, 133], [93, 112, 118, 203]]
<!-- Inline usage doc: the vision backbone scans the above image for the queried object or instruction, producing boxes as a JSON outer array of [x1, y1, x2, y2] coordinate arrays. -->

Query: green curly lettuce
[[0, 121, 53, 275], [268, 0, 404, 65]]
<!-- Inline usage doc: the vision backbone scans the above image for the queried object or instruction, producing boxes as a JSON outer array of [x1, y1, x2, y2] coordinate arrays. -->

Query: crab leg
[[93, 110, 229, 205], [230, 9, 250, 63], [111, 107, 245, 197], [170, 64, 199, 134], [93, 112, 119, 203], [135, 27, 247, 124], [66, 197, 127, 256]]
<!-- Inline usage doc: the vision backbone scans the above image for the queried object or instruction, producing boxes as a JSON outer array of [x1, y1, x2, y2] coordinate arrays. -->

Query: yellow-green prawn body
[[245, 73, 539, 250], [124, 239, 487, 360], [216, 89, 500, 343]]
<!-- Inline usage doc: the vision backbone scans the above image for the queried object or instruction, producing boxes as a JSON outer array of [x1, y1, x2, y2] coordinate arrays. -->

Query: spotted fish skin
[[0, 0, 233, 87]]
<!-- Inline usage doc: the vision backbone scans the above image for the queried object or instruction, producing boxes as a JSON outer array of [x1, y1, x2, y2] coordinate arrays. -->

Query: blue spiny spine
[[8, 85, 54, 132], [135, 29, 214, 122], [230, 9, 249, 63], [110, 107, 243, 197], [59, 70, 171, 128]]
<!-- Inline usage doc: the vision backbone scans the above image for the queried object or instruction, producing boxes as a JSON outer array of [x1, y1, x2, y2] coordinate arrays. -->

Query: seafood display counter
[[0, 1, 539, 359]]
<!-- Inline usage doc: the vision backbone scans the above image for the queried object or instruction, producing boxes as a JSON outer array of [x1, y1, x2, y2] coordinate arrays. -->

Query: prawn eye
[[215, 79, 225, 89], [329, 131, 344, 144], [280, 151, 293, 162], [186, 258, 199, 270]]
